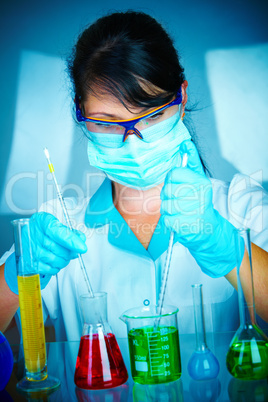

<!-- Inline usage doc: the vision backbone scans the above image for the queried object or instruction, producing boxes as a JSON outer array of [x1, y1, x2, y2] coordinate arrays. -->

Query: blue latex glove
[[4, 212, 87, 294], [160, 140, 244, 278]]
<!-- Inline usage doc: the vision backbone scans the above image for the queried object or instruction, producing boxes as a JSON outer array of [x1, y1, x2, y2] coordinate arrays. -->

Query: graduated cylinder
[[12, 219, 47, 381]]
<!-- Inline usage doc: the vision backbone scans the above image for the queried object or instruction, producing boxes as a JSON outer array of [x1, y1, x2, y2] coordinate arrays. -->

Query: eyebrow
[[85, 106, 164, 120], [88, 112, 125, 119]]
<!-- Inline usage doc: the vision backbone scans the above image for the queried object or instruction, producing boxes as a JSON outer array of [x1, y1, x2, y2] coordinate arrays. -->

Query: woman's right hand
[[4, 212, 87, 294]]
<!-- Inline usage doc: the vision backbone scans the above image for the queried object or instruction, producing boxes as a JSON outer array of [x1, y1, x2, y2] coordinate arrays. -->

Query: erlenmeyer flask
[[226, 229, 268, 380], [74, 292, 128, 390]]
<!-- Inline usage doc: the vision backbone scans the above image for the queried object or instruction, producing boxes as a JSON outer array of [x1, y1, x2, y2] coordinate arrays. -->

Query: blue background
[[0, 0, 268, 257]]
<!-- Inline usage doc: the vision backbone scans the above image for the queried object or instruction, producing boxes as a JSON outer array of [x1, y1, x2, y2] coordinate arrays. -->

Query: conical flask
[[74, 292, 128, 390], [226, 228, 268, 380]]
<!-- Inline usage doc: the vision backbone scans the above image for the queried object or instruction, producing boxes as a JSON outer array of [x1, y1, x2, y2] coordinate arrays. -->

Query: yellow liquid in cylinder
[[17, 274, 46, 374]]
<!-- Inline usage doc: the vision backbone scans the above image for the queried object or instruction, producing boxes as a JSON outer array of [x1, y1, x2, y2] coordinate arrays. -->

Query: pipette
[[43, 148, 94, 297], [157, 153, 188, 316]]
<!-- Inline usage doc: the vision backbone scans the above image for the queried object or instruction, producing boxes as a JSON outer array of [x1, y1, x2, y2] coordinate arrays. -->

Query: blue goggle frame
[[75, 87, 182, 142]]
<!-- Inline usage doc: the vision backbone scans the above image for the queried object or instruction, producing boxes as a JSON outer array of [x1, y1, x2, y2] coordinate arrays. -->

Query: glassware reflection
[[189, 378, 221, 401], [132, 378, 183, 401], [75, 383, 129, 402], [228, 377, 268, 402]]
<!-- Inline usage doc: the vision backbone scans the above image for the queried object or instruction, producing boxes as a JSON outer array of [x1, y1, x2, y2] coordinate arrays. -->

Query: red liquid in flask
[[74, 333, 128, 390]]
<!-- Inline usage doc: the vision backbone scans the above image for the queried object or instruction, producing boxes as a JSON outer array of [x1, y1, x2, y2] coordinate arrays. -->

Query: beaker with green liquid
[[226, 228, 268, 380], [120, 304, 181, 385], [12, 219, 60, 395]]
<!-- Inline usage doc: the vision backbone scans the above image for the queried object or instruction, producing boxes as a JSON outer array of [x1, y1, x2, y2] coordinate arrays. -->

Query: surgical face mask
[[87, 111, 191, 189]]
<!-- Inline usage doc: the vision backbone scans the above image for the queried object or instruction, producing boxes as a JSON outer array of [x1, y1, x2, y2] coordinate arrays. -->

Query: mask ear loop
[[179, 103, 185, 121]]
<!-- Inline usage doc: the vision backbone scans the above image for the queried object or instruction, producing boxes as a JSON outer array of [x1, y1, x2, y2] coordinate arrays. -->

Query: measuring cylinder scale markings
[[128, 325, 180, 384], [12, 219, 60, 394], [17, 274, 46, 374], [121, 305, 181, 385]]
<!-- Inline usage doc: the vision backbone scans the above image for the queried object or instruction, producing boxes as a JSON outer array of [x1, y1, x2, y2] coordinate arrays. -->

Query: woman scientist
[[0, 11, 268, 340]]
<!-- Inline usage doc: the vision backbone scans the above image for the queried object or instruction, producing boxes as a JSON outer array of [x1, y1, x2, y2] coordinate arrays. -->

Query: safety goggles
[[75, 88, 182, 143]]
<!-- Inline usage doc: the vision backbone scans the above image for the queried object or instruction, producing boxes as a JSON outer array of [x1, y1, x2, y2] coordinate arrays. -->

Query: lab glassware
[[75, 383, 130, 401], [156, 153, 188, 319], [12, 219, 60, 394], [74, 292, 128, 390], [133, 379, 184, 402], [226, 228, 268, 380], [187, 284, 220, 380], [120, 304, 181, 385], [189, 378, 221, 401], [0, 331, 13, 390], [228, 377, 268, 401], [44, 148, 94, 296]]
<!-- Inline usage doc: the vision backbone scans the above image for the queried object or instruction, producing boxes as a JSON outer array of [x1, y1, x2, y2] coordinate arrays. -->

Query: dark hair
[[68, 10, 210, 174], [68, 11, 185, 108]]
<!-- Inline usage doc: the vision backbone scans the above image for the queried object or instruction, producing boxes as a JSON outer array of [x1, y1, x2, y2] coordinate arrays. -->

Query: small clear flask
[[226, 228, 268, 380], [74, 292, 128, 390], [187, 284, 220, 380]]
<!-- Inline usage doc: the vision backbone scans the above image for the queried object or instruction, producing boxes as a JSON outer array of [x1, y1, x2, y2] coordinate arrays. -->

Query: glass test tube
[[12, 219, 60, 394]]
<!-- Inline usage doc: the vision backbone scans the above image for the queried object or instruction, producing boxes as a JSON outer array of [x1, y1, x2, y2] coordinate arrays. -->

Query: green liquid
[[128, 325, 181, 385], [226, 340, 268, 380]]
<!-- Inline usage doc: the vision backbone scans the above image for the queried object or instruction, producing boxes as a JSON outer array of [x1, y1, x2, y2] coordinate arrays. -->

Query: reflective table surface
[[3, 331, 268, 401]]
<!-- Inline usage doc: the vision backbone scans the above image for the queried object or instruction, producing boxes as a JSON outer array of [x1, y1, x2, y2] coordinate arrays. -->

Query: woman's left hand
[[160, 140, 244, 278]]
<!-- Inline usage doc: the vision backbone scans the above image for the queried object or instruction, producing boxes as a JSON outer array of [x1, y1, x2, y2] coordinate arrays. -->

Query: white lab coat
[[1, 174, 267, 341]]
